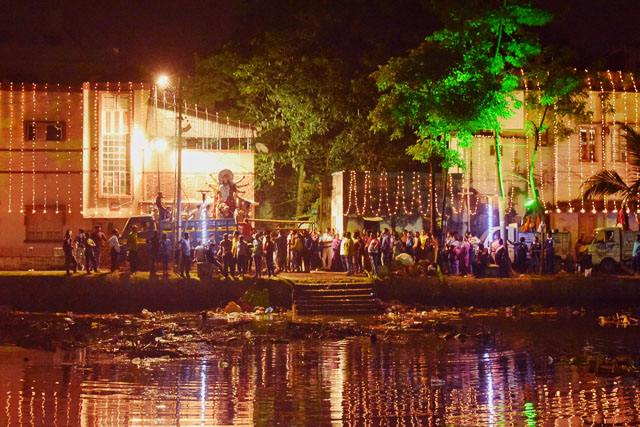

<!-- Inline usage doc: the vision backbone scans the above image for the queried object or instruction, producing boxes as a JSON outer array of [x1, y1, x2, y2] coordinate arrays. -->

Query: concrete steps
[[293, 282, 382, 315]]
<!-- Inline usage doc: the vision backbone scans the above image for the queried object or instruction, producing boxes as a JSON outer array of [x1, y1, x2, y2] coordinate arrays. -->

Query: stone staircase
[[292, 282, 382, 315]]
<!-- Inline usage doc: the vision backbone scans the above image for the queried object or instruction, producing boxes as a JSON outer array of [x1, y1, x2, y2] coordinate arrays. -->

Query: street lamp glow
[[156, 75, 169, 87]]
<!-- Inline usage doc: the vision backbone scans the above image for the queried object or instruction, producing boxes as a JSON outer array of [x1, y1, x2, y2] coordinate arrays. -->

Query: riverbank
[[0, 271, 639, 312], [0, 272, 293, 313], [375, 274, 640, 309]]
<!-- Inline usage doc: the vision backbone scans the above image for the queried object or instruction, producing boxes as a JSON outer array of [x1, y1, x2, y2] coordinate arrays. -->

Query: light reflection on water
[[1, 332, 640, 426]]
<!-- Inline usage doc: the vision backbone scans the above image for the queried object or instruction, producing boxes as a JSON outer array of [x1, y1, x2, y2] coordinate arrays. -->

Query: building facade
[[0, 82, 255, 269], [329, 73, 640, 241]]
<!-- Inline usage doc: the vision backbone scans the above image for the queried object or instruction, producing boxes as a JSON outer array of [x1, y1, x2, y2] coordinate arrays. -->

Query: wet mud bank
[[0, 274, 292, 313], [375, 275, 640, 309]]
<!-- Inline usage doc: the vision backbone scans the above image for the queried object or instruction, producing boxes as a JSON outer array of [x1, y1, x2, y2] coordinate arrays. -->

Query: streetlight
[[155, 74, 184, 247]]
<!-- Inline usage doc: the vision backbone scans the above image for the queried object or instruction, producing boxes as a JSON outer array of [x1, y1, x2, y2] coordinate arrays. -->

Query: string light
[[535, 81, 546, 208], [620, 71, 629, 186], [410, 171, 424, 215], [566, 119, 573, 212], [8, 83, 13, 213], [55, 85, 60, 214], [67, 86, 73, 214], [585, 71, 597, 212], [93, 82, 99, 216], [522, 71, 531, 198], [364, 171, 375, 215], [344, 170, 359, 216], [508, 136, 516, 212], [600, 79, 608, 212], [553, 103, 560, 212], [31, 83, 36, 214], [42, 83, 48, 214], [606, 71, 619, 213], [375, 171, 390, 216], [20, 83, 25, 214], [631, 73, 639, 206], [449, 173, 457, 214]]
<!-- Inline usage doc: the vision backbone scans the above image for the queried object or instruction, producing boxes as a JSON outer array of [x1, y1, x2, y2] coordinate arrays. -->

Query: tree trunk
[[494, 132, 506, 240], [296, 163, 306, 217], [441, 167, 448, 247]]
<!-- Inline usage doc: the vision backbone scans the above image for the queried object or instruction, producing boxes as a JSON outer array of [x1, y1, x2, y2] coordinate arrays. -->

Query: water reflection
[[1, 329, 640, 426]]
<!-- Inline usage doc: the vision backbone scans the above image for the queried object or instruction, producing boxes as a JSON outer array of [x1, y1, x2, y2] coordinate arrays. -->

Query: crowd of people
[[61, 224, 564, 278]]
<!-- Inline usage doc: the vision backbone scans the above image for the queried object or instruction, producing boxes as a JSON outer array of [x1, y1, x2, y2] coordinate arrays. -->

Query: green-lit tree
[[522, 58, 590, 213], [371, 0, 550, 238]]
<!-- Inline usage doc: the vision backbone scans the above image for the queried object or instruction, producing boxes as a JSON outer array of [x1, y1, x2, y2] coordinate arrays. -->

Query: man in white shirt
[[320, 228, 333, 270]]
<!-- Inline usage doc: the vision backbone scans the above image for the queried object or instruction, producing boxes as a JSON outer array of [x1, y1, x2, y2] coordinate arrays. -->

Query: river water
[[1, 316, 640, 426]]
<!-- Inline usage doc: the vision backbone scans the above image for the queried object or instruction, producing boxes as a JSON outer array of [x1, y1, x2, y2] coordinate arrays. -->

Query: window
[[25, 208, 65, 242], [579, 128, 596, 162], [100, 94, 131, 195], [614, 126, 628, 162], [24, 121, 67, 142], [489, 144, 503, 156]]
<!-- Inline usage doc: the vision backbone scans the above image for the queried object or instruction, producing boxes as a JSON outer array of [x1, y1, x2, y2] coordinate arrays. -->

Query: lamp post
[[156, 74, 184, 246]]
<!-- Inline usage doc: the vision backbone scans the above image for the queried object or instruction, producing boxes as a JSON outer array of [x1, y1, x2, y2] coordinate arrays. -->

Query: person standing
[[84, 231, 98, 274], [276, 230, 288, 273], [220, 234, 234, 278], [74, 229, 86, 271], [303, 231, 313, 273], [63, 230, 77, 274], [495, 239, 510, 278], [253, 232, 263, 278], [380, 229, 391, 266], [156, 192, 169, 221], [530, 236, 541, 273], [179, 232, 192, 279], [543, 232, 555, 274], [340, 231, 354, 276], [159, 233, 171, 277], [147, 231, 160, 277], [126, 225, 139, 274], [474, 243, 489, 278], [91, 226, 107, 270], [205, 233, 223, 272], [108, 229, 121, 273], [320, 228, 333, 270], [236, 236, 249, 277], [367, 231, 380, 277], [264, 233, 276, 277]]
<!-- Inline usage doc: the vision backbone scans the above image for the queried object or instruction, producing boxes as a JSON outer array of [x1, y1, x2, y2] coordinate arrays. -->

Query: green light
[[524, 199, 536, 208]]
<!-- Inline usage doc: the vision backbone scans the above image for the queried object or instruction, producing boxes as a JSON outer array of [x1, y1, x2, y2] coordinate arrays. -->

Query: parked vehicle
[[479, 224, 571, 272], [120, 215, 238, 269], [581, 227, 637, 273]]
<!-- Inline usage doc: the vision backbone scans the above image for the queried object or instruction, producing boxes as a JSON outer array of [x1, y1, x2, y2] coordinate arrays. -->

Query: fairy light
[[535, 81, 546, 208], [566, 119, 573, 212], [586, 71, 597, 212], [42, 83, 48, 214], [55, 85, 61, 214], [93, 82, 99, 216], [8, 83, 13, 213], [620, 71, 629, 185], [607, 71, 619, 212], [553, 103, 560, 212], [508, 136, 516, 212], [344, 171, 359, 216], [19, 83, 25, 214], [599, 79, 608, 212], [363, 171, 375, 215], [522, 71, 531, 198], [481, 134, 487, 194], [31, 83, 37, 213], [631, 72, 639, 207], [449, 173, 458, 214], [375, 171, 390, 216], [67, 86, 73, 214], [410, 171, 423, 215]]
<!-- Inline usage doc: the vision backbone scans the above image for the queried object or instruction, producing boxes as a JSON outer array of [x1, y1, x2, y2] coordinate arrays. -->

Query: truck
[[580, 226, 637, 273], [479, 224, 572, 272], [120, 215, 239, 269]]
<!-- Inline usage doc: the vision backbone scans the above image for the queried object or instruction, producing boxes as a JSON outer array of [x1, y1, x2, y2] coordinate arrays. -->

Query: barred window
[[101, 94, 131, 195], [579, 128, 596, 162]]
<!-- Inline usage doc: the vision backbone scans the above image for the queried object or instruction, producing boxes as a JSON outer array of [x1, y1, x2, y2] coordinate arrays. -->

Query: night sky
[[1, 0, 639, 83]]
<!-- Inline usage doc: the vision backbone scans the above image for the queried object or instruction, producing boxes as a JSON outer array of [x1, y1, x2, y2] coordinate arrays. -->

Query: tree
[[371, 0, 551, 238], [522, 57, 590, 213], [583, 124, 640, 227]]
